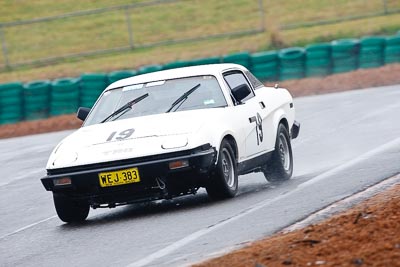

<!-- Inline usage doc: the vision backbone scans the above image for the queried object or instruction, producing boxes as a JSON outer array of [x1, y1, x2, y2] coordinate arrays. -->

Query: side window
[[223, 71, 255, 103], [245, 70, 264, 89]]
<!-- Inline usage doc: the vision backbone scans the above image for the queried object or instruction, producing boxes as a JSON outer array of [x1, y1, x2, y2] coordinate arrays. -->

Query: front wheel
[[263, 123, 293, 182], [53, 193, 90, 223], [206, 140, 238, 199]]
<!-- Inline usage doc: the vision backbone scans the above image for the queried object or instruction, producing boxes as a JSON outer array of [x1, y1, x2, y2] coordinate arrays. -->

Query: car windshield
[[84, 75, 227, 126]]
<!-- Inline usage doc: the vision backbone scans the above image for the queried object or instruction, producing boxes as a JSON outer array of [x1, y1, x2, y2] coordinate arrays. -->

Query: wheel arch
[[279, 117, 289, 132], [222, 134, 238, 161]]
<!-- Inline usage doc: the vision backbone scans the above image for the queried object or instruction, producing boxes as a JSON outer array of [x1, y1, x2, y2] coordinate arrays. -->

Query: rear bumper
[[41, 144, 216, 206], [291, 120, 300, 139]]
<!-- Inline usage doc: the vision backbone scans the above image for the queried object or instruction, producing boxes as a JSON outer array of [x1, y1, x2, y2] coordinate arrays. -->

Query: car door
[[223, 70, 267, 160], [244, 70, 276, 152]]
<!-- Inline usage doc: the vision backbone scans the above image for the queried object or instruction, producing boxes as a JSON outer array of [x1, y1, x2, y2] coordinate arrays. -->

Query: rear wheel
[[53, 193, 89, 223], [263, 123, 293, 182], [206, 140, 238, 199]]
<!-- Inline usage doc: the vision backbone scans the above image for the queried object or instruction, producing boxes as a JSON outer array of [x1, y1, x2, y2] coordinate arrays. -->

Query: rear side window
[[223, 71, 254, 103], [245, 70, 264, 89]]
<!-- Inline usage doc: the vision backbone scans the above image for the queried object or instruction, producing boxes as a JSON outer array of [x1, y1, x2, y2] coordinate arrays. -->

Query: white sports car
[[41, 64, 300, 223]]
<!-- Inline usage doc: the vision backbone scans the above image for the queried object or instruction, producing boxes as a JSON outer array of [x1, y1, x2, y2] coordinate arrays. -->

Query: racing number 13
[[106, 128, 135, 141]]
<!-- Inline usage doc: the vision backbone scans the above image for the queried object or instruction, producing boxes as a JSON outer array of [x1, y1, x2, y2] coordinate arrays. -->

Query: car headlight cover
[[53, 152, 78, 166], [161, 136, 188, 150]]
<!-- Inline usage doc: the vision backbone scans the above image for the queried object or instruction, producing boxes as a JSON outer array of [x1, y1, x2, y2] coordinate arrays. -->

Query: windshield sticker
[[123, 84, 144, 91], [204, 99, 215, 105], [146, 80, 166, 87], [203, 75, 213, 80], [103, 91, 111, 97]]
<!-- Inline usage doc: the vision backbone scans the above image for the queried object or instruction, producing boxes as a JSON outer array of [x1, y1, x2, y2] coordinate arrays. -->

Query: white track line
[[282, 173, 400, 233], [0, 169, 44, 187], [126, 137, 400, 267], [0, 215, 56, 240], [298, 136, 400, 188]]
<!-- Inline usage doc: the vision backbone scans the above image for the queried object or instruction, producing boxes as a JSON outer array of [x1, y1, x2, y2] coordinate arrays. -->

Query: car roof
[[106, 63, 246, 91]]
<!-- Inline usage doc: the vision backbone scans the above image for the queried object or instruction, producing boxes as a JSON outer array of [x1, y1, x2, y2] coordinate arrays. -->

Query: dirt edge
[[194, 177, 400, 267]]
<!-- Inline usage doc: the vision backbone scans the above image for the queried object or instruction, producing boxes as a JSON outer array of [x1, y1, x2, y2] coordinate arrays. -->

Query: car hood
[[47, 109, 223, 169]]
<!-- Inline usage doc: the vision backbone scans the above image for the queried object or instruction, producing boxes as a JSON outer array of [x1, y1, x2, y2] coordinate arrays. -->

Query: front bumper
[[41, 144, 216, 206], [291, 120, 300, 139]]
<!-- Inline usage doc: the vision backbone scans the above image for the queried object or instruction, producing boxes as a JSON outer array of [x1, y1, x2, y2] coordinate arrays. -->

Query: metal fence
[[0, 0, 266, 69], [0, 0, 399, 70], [279, 0, 400, 29]]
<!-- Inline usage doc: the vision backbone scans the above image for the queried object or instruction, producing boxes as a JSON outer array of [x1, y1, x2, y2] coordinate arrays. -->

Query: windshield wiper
[[166, 84, 201, 113], [100, 93, 149, 123]]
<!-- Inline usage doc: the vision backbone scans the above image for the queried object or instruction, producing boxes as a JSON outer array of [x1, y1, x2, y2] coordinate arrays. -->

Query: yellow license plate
[[98, 167, 140, 187]]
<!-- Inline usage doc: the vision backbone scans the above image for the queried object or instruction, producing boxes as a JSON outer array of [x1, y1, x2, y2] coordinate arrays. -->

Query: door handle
[[259, 101, 266, 109], [249, 116, 256, 123]]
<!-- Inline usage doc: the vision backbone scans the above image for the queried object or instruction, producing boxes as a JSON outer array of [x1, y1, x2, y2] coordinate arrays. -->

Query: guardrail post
[[0, 25, 11, 69], [125, 8, 135, 49], [383, 0, 388, 14], [258, 0, 266, 31]]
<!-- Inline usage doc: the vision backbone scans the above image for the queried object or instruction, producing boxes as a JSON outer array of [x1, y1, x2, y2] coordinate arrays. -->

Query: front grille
[[47, 144, 211, 175]]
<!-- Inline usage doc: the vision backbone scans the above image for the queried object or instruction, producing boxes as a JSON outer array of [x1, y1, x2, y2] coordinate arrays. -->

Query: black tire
[[263, 123, 293, 182], [53, 193, 90, 223], [206, 140, 238, 199]]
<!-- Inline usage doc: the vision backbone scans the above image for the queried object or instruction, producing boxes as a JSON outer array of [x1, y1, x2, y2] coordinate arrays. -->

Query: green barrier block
[[163, 61, 190, 70], [0, 117, 21, 125], [279, 47, 306, 60], [332, 65, 357, 74], [0, 82, 23, 98], [51, 91, 80, 101], [306, 50, 331, 60], [0, 120, 20, 125], [23, 80, 51, 97], [250, 51, 278, 64], [0, 113, 22, 124], [251, 61, 279, 71], [81, 73, 107, 82], [306, 42, 331, 52], [358, 37, 385, 68], [386, 35, 400, 46], [51, 77, 80, 93], [188, 56, 220, 66], [306, 43, 331, 60], [306, 68, 331, 77], [223, 52, 251, 68], [23, 81, 50, 118], [138, 64, 163, 75], [331, 39, 360, 51], [279, 72, 305, 81], [306, 58, 331, 67], [359, 61, 382, 68], [384, 45, 400, 63], [80, 73, 108, 99], [50, 100, 78, 114], [50, 109, 76, 116], [306, 66, 331, 77], [252, 70, 278, 81], [331, 39, 360, 72], [24, 94, 50, 104], [0, 108, 22, 118], [0, 95, 22, 105], [80, 91, 102, 100], [108, 70, 137, 84], [360, 36, 385, 46], [278, 48, 306, 78], [80, 97, 98, 108]]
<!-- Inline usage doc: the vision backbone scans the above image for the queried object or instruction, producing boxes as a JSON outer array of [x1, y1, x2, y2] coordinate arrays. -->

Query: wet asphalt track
[[1, 85, 400, 267]]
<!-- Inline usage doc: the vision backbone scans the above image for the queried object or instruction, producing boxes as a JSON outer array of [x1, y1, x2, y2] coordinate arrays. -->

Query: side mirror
[[77, 107, 90, 121], [232, 84, 251, 103]]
